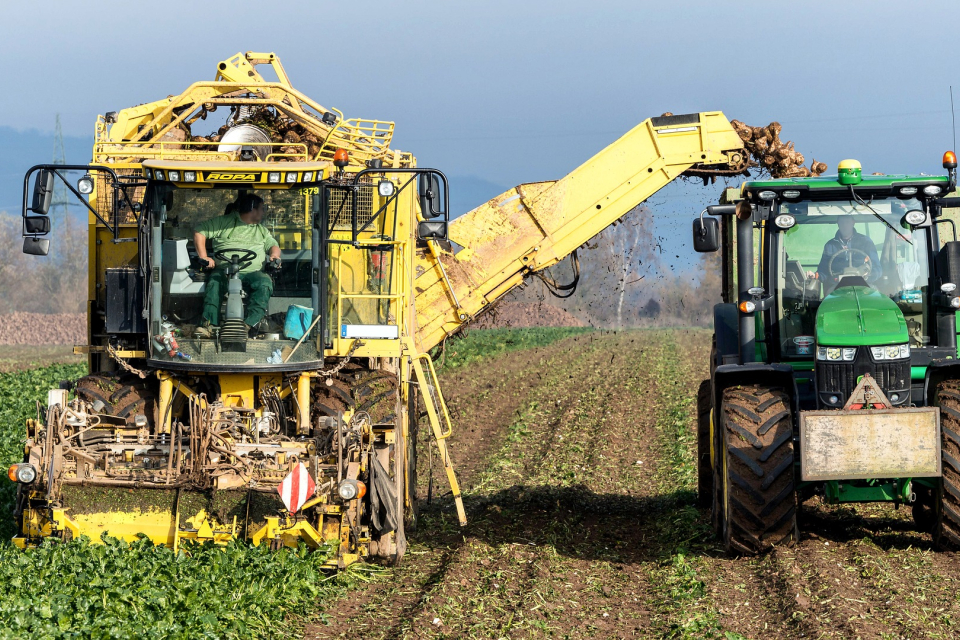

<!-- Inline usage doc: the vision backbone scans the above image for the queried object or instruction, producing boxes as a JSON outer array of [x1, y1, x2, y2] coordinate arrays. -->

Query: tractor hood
[[815, 281, 907, 346]]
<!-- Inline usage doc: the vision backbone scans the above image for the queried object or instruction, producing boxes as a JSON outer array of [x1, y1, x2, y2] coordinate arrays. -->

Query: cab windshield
[[775, 197, 929, 358], [151, 185, 321, 367]]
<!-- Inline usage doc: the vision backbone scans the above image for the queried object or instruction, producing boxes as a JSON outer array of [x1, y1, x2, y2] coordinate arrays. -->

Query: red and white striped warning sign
[[277, 462, 316, 513]]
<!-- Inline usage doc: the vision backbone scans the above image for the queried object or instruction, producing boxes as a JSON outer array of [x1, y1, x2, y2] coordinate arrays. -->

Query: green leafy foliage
[[0, 363, 85, 540], [433, 327, 591, 370], [0, 363, 354, 638]]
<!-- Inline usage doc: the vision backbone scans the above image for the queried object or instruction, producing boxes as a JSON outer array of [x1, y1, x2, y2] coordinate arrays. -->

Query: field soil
[[473, 301, 586, 329], [306, 329, 960, 640], [0, 313, 85, 345]]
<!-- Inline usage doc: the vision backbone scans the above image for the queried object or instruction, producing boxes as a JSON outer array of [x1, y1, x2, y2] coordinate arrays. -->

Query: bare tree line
[[0, 212, 87, 314]]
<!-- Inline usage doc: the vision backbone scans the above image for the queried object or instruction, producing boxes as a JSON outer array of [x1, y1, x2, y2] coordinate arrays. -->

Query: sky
[[3, 0, 960, 269]]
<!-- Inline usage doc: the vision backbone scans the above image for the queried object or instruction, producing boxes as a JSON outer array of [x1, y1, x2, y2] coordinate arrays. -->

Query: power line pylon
[[51, 114, 70, 221]]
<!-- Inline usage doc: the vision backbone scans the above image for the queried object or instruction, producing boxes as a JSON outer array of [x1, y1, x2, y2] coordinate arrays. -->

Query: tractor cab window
[[775, 197, 929, 358], [150, 184, 322, 367]]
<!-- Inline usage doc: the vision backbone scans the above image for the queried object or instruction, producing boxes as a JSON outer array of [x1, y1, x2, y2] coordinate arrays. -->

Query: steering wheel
[[214, 248, 258, 272], [828, 248, 872, 280]]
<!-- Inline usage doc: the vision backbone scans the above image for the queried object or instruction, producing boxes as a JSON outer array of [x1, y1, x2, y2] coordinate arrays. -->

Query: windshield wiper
[[848, 186, 912, 245]]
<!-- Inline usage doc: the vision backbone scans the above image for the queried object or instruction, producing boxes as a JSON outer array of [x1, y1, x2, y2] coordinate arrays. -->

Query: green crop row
[[0, 363, 362, 639], [432, 326, 592, 370]]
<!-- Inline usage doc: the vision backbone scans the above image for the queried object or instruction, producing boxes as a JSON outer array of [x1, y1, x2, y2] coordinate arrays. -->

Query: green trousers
[[201, 270, 273, 327]]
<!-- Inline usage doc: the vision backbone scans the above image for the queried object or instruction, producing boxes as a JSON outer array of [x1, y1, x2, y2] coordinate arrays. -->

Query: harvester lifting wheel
[[718, 385, 797, 554], [696, 380, 713, 509], [75, 374, 157, 428], [934, 379, 960, 549]]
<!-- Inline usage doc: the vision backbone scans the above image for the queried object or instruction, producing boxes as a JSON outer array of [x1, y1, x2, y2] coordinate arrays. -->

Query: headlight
[[303, 171, 314, 182], [899, 186, 918, 196], [826, 347, 842, 361], [904, 210, 926, 226], [285, 172, 298, 183], [782, 190, 801, 199], [77, 173, 94, 195], [184, 171, 196, 182], [154, 170, 164, 180], [758, 190, 776, 201], [338, 479, 358, 501], [268, 172, 281, 183], [817, 347, 827, 360], [774, 214, 796, 229], [7, 463, 36, 484], [169, 171, 180, 181], [378, 180, 396, 198], [842, 348, 856, 361], [870, 344, 910, 360], [924, 185, 942, 196]]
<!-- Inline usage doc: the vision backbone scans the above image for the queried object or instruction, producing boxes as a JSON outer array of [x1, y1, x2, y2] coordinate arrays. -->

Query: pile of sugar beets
[[731, 119, 828, 178]]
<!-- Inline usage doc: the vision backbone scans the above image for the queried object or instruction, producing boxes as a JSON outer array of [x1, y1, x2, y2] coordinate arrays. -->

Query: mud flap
[[403, 338, 467, 526], [370, 454, 399, 534]]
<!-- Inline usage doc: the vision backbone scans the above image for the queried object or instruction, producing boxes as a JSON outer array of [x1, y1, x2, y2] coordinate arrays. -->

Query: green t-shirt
[[195, 211, 279, 273]]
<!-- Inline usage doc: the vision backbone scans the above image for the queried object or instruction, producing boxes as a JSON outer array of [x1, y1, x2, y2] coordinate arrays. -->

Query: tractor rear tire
[[719, 385, 797, 555], [696, 380, 713, 508], [934, 380, 960, 549]]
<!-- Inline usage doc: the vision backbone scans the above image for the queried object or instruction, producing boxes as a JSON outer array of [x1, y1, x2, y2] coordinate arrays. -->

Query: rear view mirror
[[417, 220, 447, 240], [30, 169, 54, 215], [418, 174, 444, 219], [692, 216, 720, 252], [24, 216, 51, 235], [23, 237, 50, 256]]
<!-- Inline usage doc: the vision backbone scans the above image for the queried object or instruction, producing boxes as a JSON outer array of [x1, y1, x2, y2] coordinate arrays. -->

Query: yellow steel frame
[[412, 111, 746, 352]]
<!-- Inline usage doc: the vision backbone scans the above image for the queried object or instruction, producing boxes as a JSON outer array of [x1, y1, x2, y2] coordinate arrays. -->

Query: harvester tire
[[696, 380, 713, 508], [934, 379, 960, 549], [720, 385, 797, 555]]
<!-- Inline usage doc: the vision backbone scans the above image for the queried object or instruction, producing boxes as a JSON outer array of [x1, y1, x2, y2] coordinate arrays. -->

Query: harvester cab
[[696, 153, 960, 553]]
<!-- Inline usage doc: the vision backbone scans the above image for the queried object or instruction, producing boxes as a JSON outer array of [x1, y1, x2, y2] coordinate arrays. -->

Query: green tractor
[[695, 154, 960, 553]]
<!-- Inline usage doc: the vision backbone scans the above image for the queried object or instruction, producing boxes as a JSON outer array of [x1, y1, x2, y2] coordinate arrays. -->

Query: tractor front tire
[[696, 380, 713, 508], [720, 385, 797, 554], [934, 379, 960, 549]]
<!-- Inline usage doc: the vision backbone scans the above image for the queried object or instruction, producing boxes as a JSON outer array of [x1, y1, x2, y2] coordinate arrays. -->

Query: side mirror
[[692, 216, 720, 252], [23, 237, 50, 256], [418, 174, 444, 219], [417, 220, 447, 240], [24, 216, 51, 235], [938, 241, 960, 288], [30, 169, 54, 215]]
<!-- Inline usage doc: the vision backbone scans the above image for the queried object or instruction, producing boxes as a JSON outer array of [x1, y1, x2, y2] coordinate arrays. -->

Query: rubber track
[[696, 380, 712, 508], [936, 379, 960, 549], [722, 384, 797, 554]]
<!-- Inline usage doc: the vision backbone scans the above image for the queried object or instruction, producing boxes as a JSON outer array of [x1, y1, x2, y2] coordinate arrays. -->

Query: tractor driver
[[806, 216, 881, 290], [193, 193, 281, 338]]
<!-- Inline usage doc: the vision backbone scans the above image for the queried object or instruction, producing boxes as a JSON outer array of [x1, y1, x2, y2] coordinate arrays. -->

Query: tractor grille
[[815, 347, 909, 407]]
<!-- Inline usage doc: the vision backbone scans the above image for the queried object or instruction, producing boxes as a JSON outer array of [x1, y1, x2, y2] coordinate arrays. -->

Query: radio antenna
[[952, 86, 957, 152]]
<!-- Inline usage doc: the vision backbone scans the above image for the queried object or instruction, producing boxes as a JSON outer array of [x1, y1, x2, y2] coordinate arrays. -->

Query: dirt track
[[306, 330, 960, 639]]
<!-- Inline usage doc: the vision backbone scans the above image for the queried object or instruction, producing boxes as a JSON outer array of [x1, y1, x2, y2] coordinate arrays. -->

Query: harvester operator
[[806, 216, 881, 290], [193, 193, 281, 337]]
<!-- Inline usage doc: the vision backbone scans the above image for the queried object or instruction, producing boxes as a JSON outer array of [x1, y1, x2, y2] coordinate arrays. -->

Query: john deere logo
[[205, 172, 257, 181], [857, 375, 864, 384]]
